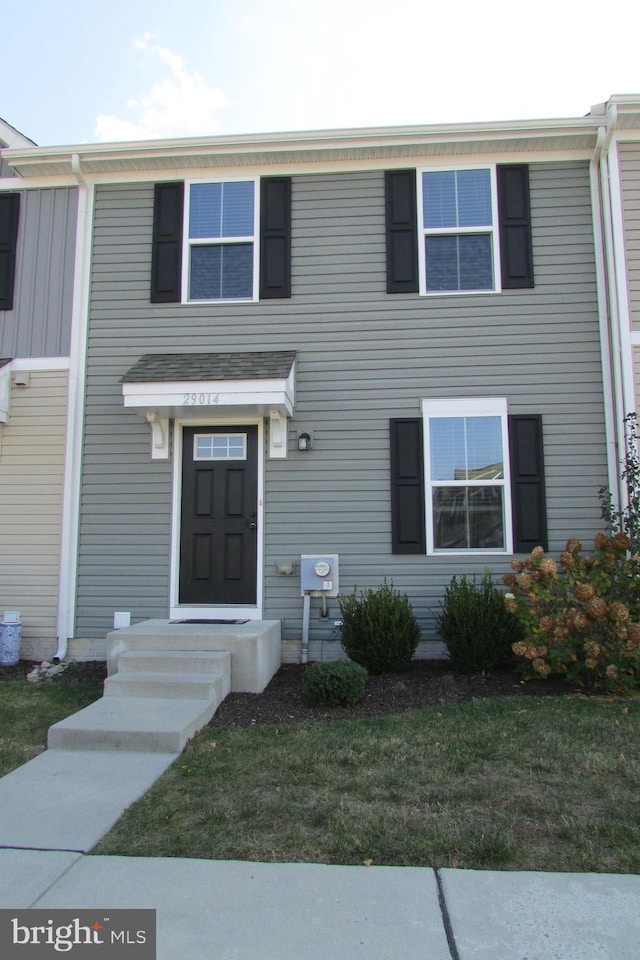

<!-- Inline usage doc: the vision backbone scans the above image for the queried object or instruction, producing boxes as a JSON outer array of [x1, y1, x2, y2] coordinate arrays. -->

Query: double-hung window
[[185, 179, 258, 302], [422, 398, 512, 553], [419, 167, 500, 294]]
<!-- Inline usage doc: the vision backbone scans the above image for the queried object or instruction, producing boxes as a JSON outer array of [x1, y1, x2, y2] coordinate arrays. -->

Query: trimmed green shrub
[[302, 660, 368, 707], [338, 579, 420, 674], [437, 571, 522, 673]]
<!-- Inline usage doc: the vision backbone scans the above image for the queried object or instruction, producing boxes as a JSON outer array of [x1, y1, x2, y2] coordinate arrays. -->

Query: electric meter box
[[300, 555, 339, 597]]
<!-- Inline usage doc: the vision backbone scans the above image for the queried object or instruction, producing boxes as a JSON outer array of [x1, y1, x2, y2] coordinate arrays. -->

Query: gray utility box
[[300, 555, 339, 597]]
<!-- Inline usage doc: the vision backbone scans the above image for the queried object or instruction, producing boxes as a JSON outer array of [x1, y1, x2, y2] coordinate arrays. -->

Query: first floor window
[[422, 398, 512, 553], [185, 180, 257, 301]]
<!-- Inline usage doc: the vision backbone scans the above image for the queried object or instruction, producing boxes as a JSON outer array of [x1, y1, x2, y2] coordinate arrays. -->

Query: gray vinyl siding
[[77, 162, 608, 645], [0, 370, 67, 660], [619, 142, 640, 330], [0, 188, 77, 359]]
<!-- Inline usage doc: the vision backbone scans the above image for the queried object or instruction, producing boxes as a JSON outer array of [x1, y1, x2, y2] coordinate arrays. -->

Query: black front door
[[179, 426, 258, 605]]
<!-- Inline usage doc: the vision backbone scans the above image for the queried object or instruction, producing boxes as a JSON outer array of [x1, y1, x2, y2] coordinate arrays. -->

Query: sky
[[3, 0, 640, 147]]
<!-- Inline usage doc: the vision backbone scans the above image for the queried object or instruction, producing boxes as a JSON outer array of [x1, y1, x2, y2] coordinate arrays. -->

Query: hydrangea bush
[[503, 534, 640, 693]]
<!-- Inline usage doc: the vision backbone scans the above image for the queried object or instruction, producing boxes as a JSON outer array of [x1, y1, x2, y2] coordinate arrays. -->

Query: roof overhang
[[2, 115, 601, 183]]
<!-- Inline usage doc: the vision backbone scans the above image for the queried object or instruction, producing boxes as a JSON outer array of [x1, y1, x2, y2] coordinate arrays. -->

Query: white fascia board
[[2, 116, 599, 181], [123, 375, 295, 418], [2, 114, 598, 160], [11, 357, 71, 371], [0, 176, 78, 190]]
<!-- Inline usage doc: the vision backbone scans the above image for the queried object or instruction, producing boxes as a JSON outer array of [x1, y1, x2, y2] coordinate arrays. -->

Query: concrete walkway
[[0, 744, 638, 958], [1, 848, 638, 959]]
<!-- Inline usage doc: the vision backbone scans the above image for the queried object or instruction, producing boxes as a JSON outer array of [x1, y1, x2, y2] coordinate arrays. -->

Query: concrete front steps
[[48, 650, 232, 754]]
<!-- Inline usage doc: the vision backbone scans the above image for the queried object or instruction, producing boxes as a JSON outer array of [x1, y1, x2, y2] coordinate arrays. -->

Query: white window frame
[[417, 165, 502, 296], [182, 176, 259, 304], [422, 397, 513, 555]]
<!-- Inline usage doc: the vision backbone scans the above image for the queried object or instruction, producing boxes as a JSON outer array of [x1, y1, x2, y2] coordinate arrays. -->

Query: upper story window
[[419, 167, 500, 294], [185, 180, 258, 302], [384, 165, 533, 296], [151, 178, 291, 305]]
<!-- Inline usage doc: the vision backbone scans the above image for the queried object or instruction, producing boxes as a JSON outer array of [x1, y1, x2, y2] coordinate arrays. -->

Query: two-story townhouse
[[0, 119, 79, 660], [1, 104, 628, 664]]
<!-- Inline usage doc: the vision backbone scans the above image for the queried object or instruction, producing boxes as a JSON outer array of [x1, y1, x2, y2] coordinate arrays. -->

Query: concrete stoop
[[48, 650, 232, 753], [47, 621, 282, 755]]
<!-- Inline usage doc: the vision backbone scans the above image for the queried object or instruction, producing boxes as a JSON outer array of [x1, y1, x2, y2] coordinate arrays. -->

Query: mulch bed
[[1, 658, 574, 728], [208, 659, 572, 728]]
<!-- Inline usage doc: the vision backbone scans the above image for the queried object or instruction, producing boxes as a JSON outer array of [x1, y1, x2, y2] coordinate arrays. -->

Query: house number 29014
[[183, 393, 220, 405]]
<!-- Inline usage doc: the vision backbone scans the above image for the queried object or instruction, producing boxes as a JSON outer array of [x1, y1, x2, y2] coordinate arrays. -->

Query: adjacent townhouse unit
[[0, 118, 78, 660], [1, 96, 638, 664]]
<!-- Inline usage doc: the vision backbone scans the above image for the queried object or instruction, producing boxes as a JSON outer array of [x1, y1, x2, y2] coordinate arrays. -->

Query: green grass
[[0, 669, 104, 776], [93, 695, 640, 873]]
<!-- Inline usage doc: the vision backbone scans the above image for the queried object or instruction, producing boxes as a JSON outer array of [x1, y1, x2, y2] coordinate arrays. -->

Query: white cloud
[[95, 37, 226, 142]]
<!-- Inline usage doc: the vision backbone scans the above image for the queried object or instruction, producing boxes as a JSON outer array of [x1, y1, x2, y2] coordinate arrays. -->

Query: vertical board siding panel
[[0, 187, 77, 359], [619, 143, 640, 330], [0, 371, 67, 659], [78, 164, 608, 644]]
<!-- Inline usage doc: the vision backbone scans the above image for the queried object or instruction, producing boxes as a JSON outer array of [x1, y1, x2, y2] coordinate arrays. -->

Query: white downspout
[[598, 104, 635, 515], [590, 125, 623, 505], [55, 155, 94, 660], [604, 106, 636, 420]]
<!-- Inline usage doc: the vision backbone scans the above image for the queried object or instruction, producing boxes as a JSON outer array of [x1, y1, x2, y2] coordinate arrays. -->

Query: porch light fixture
[[298, 432, 311, 452]]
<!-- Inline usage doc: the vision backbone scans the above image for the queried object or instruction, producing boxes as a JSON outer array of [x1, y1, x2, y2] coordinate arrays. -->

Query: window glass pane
[[457, 169, 492, 227], [189, 244, 253, 300], [458, 234, 493, 290], [221, 244, 253, 299], [423, 169, 492, 229], [190, 183, 222, 239], [222, 181, 254, 236], [433, 486, 504, 549], [423, 171, 457, 228], [425, 235, 493, 291], [189, 182, 254, 239], [195, 434, 247, 460], [430, 416, 503, 481], [425, 235, 459, 291], [190, 245, 222, 299], [466, 417, 504, 479]]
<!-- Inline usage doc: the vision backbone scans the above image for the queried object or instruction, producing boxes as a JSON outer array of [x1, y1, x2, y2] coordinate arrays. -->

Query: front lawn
[[0, 664, 105, 776], [93, 695, 640, 873]]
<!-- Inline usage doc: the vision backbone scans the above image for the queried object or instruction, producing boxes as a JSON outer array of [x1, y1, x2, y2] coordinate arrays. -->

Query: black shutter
[[509, 414, 547, 552], [260, 177, 291, 299], [385, 171, 419, 294], [390, 418, 426, 554], [151, 182, 184, 303], [0, 193, 20, 311], [497, 165, 534, 289]]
